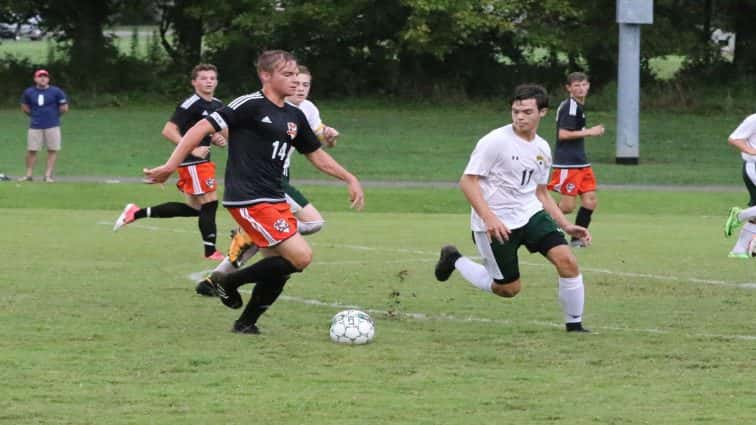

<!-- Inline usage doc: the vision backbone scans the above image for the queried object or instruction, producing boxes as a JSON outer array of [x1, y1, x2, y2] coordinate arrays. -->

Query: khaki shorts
[[27, 127, 62, 151]]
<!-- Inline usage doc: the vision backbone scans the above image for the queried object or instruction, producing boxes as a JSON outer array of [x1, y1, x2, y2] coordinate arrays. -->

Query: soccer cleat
[[42, 176, 55, 183], [231, 321, 260, 334], [724, 206, 742, 237], [113, 203, 140, 231], [0, 173, 11, 181], [17, 176, 32, 182], [435, 245, 461, 282], [228, 228, 254, 266], [566, 322, 591, 333], [209, 271, 243, 309], [727, 252, 750, 259], [569, 239, 586, 248], [205, 251, 225, 261], [195, 277, 218, 297]]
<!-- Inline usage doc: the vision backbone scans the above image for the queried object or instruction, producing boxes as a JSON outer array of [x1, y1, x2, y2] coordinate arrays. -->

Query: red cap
[[34, 69, 49, 78]]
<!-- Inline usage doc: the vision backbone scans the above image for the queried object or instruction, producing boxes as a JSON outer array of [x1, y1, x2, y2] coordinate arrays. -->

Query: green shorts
[[282, 178, 310, 211], [473, 210, 566, 284]]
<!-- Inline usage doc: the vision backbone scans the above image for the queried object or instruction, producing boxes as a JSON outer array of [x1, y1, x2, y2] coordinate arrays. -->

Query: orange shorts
[[547, 167, 596, 196], [176, 162, 217, 195], [227, 202, 298, 248]]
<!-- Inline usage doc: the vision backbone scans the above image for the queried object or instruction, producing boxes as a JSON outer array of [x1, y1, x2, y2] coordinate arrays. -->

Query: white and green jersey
[[297, 99, 324, 134], [730, 113, 756, 163], [463, 124, 552, 231]]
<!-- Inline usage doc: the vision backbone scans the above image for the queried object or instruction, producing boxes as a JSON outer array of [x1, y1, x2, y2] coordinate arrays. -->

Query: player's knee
[[288, 248, 313, 270], [492, 280, 521, 298], [559, 203, 575, 214], [554, 254, 579, 276]]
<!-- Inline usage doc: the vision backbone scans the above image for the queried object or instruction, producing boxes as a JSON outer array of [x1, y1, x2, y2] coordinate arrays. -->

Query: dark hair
[[256, 50, 297, 73], [566, 72, 589, 85], [191, 63, 218, 80], [511, 84, 549, 110]]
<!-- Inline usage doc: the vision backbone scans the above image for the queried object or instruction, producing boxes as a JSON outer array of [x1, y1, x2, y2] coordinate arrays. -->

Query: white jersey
[[730, 114, 756, 163], [463, 124, 552, 231], [297, 99, 324, 134]]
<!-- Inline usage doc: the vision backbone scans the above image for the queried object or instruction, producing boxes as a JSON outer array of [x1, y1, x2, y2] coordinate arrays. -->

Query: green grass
[[0, 104, 747, 185], [1, 183, 755, 424], [0, 31, 161, 64]]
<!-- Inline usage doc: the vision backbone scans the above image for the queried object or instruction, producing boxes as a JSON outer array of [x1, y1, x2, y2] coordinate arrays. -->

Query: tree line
[[1, 0, 755, 104]]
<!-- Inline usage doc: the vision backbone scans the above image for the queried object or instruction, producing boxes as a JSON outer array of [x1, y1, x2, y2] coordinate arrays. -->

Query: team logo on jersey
[[206, 177, 216, 188], [287, 122, 298, 139], [566, 183, 576, 193], [273, 218, 291, 233], [536, 155, 545, 167]]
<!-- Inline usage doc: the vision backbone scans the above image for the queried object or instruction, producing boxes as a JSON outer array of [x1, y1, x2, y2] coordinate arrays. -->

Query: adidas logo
[[202, 110, 208, 116], [261, 116, 272, 123]]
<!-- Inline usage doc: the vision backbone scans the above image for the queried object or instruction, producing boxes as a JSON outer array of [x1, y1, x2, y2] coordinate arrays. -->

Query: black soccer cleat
[[209, 271, 243, 309], [566, 322, 591, 333], [435, 245, 462, 282], [231, 321, 260, 335], [195, 277, 218, 297]]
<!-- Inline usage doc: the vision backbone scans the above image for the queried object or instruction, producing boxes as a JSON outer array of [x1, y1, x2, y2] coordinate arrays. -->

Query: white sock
[[558, 274, 584, 324], [455, 256, 493, 293], [298, 220, 324, 235], [214, 258, 237, 274], [214, 245, 259, 273], [738, 206, 756, 222], [732, 222, 756, 254]]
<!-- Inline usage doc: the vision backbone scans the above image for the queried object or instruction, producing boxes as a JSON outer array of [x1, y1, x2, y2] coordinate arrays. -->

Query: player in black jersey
[[547, 72, 604, 248], [114, 64, 227, 260], [144, 50, 365, 334]]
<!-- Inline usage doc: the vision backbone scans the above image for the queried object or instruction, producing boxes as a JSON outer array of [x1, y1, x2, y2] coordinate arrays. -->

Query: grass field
[[1, 183, 754, 424], [0, 103, 747, 186]]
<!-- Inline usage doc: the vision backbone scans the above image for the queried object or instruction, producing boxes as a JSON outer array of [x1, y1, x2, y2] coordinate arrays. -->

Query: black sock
[[225, 256, 300, 290], [237, 274, 290, 325], [198, 201, 218, 256], [136, 202, 199, 219], [572, 207, 593, 240]]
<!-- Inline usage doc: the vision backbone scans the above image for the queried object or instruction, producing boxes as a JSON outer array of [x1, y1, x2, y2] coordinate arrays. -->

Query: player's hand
[[143, 165, 174, 185], [191, 146, 210, 158], [347, 179, 365, 211], [589, 125, 605, 137], [563, 224, 591, 246], [323, 126, 340, 148], [210, 132, 227, 147], [484, 215, 510, 244]]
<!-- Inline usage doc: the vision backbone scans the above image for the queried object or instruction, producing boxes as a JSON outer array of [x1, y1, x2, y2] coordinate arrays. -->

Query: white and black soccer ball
[[329, 309, 375, 345]]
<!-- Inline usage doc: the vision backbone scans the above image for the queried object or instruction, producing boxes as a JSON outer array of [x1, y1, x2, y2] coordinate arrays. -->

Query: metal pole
[[616, 23, 641, 164]]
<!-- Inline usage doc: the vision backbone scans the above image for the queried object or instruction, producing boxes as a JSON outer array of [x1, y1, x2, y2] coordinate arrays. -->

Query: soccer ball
[[329, 309, 375, 345]]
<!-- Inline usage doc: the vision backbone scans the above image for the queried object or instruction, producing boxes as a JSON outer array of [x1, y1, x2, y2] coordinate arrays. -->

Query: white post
[[615, 0, 653, 165]]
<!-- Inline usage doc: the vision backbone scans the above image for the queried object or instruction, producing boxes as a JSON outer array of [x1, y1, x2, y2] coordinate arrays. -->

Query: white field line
[[102, 220, 756, 289], [186, 269, 756, 341], [103, 219, 756, 340]]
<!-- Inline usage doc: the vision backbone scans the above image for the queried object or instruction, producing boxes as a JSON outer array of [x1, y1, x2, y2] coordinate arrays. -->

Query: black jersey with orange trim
[[170, 93, 224, 166], [553, 97, 589, 168], [205, 90, 321, 207]]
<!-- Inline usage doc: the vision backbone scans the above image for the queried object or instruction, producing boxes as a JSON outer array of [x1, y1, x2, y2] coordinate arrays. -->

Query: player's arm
[[304, 148, 364, 210], [459, 173, 510, 242], [728, 137, 756, 156], [21, 103, 30, 115], [536, 184, 591, 244], [558, 125, 604, 140], [58, 103, 68, 115], [161, 121, 182, 144], [144, 119, 215, 184]]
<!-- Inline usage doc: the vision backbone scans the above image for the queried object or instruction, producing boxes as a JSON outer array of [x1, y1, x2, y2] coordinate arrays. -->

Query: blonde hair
[[255, 50, 297, 73]]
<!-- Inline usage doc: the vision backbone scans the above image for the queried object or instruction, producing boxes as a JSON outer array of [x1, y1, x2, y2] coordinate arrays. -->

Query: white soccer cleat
[[113, 203, 140, 231]]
